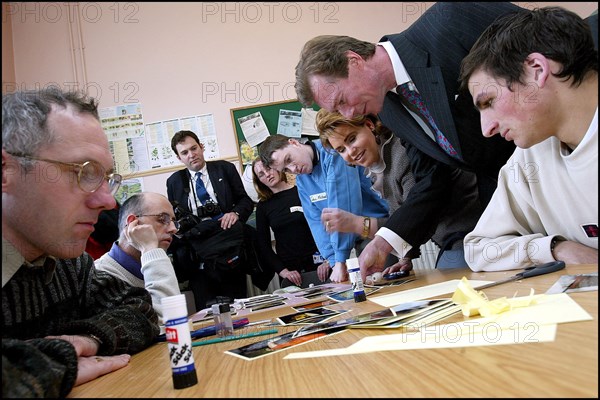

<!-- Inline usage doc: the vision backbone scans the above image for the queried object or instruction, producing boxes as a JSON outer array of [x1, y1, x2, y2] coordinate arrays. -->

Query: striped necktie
[[398, 82, 459, 159], [195, 171, 224, 220], [195, 172, 211, 205]]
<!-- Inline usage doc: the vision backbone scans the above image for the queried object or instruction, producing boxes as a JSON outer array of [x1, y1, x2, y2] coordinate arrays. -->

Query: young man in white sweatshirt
[[460, 6, 598, 271]]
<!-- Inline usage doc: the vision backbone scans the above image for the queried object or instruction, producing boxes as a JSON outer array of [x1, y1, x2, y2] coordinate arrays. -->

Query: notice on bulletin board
[[99, 103, 151, 176], [238, 111, 270, 148], [277, 109, 302, 138], [301, 108, 319, 136]]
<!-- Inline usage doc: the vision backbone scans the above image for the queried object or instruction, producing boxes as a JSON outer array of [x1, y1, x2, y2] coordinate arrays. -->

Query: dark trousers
[[278, 254, 322, 288], [189, 266, 247, 311]]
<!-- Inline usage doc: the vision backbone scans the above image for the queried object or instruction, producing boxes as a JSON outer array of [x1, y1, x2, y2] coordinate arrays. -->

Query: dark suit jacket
[[586, 11, 598, 49], [378, 2, 521, 248], [166, 160, 254, 223]]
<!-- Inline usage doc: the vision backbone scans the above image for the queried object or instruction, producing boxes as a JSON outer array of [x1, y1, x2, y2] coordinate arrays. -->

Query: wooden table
[[68, 264, 598, 398]]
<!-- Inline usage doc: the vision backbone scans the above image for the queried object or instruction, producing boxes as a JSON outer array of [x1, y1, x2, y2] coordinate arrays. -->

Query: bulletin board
[[230, 99, 320, 168]]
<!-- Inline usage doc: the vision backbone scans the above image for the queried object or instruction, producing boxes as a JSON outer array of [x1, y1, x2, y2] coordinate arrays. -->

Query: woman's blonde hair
[[316, 109, 392, 150]]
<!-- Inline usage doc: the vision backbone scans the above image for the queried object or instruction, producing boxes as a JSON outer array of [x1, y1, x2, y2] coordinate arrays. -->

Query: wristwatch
[[361, 216, 370, 238], [85, 333, 103, 347]]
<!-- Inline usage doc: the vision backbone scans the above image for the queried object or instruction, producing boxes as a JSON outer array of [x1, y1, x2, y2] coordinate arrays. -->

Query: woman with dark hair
[[251, 158, 328, 287]]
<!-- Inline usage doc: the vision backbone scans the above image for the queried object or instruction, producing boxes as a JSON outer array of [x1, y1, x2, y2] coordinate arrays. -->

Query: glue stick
[[347, 257, 367, 302], [162, 294, 198, 389]]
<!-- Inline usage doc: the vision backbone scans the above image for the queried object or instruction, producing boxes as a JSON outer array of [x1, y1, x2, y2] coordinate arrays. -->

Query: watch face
[[362, 217, 370, 237]]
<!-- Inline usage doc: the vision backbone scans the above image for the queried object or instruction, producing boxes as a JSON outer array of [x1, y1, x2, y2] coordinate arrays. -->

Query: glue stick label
[[349, 268, 365, 292], [166, 316, 195, 373]]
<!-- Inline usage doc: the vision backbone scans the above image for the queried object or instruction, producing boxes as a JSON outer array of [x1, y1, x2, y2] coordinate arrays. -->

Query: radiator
[[411, 240, 440, 270]]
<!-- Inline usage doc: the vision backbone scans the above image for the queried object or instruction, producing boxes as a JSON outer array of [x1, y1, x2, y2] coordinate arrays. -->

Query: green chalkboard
[[230, 99, 320, 167]]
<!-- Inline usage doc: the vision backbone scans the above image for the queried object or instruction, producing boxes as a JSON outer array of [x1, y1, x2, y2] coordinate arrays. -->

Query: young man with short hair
[[460, 7, 598, 270]]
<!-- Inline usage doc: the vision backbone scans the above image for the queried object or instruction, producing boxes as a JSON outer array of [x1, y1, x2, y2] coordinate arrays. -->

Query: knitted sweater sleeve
[[2, 338, 78, 398], [59, 256, 161, 355], [2, 254, 160, 397]]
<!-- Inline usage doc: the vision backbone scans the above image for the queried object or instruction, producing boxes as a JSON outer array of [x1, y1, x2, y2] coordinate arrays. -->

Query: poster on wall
[[239, 140, 259, 166], [99, 103, 151, 176], [145, 113, 220, 169], [115, 177, 144, 205], [145, 119, 183, 169]]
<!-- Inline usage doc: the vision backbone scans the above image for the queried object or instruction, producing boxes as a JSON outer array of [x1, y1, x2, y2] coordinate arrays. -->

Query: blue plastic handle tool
[[192, 329, 278, 347], [155, 317, 249, 342]]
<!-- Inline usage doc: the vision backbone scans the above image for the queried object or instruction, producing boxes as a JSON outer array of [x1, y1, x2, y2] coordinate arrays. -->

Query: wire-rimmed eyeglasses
[[7, 152, 122, 196], [135, 213, 180, 231]]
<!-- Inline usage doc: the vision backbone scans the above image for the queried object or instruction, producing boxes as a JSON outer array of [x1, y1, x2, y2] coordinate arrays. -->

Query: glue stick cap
[[212, 303, 231, 314], [347, 257, 359, 271], [162, 294, 188, 321], [218, 303, 231, 314]]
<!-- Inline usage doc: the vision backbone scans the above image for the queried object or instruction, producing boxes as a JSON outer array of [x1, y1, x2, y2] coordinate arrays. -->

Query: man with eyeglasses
[[2, 87, 159, 398], [95, 192, 182, 323]]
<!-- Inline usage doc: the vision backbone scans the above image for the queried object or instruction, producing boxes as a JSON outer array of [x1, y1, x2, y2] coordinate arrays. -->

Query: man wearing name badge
[[259, 134, 389, 283], [294, 2, 524, 281], [166, 130, 254, 310]]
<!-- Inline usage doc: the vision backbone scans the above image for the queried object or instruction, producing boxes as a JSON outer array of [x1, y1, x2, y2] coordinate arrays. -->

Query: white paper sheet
[[369, 279, 492, 307], [285, 293, 590, 359], [284, 324, 557, 359]]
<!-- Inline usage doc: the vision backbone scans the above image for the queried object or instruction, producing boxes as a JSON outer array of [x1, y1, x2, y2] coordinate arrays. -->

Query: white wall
[[4, 2, 597, 196]]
